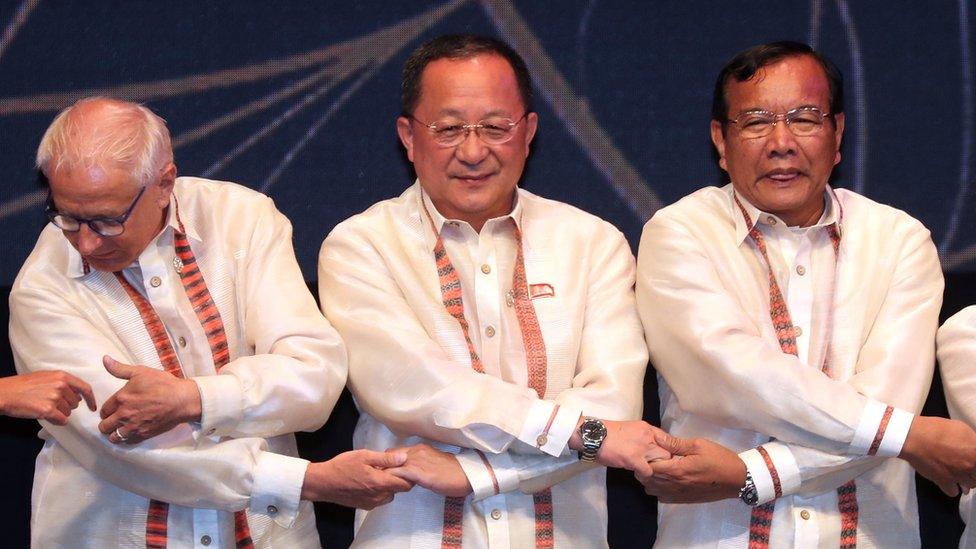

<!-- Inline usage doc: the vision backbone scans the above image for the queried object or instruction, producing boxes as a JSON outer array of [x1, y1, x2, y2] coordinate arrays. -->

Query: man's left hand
[[386, 444, 473, 498], [637, 435, 746, 503], [98, 355, 202, 444]]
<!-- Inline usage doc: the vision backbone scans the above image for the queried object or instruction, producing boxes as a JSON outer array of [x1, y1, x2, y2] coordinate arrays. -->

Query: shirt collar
[[416, 180, 523, 248], [727, 183, 840, 245]]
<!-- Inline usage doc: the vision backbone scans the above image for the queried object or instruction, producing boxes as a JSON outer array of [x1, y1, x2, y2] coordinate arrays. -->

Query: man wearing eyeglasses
[[318, 34, 668, 547], [9, 97, 414, 547], [635, 41, 973, 547]]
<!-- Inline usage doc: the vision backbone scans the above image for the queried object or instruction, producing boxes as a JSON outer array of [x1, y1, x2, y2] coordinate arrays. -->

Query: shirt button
[[766, 216, 777, 225], [490, 509, 502, 520], [200, 535, 212, 546], [796, 265, 806, 276], [485, 326, 496, 338], [178, 336, 187, 348], [536, 434, 548, 446], [481, 264, 491, 275], [800, 509, 811, 520], [795, 326, 803, 337], [150, 276, 162, 288], [267, 505, 278, 515]]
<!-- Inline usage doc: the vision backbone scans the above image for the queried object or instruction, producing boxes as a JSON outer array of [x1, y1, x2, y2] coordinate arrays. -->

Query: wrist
[[181, 379, 203, 423]]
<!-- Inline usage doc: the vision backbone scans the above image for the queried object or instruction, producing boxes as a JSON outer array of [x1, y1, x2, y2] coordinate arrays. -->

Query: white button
[[200, 535, 212, 546], [490, 509, 502, 520], [178, 337, 187, 348], [796, 265, 806, 276], [800, 509, 811, 520], [267, 505, 278, 515], [766, 216, 777, 225], [150, 276, 162, 288], [795, 326, 803, 337], [536, 434, 548, 446], [485, 326, 496, 338]]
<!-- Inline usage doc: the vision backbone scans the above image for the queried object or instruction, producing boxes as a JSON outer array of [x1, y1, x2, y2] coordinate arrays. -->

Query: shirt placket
[[785, 229, 814, 366], [473, 223, 502, 377]]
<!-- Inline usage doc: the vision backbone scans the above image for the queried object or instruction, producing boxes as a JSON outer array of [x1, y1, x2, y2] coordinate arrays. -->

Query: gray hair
[[36, 97, 173, 187]]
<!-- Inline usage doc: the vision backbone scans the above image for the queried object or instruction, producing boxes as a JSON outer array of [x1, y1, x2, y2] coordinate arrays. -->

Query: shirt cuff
[[848, 400, 913, 457], [250, 451, 309, 528], [517, 400, 581, 457], [740, 443, 800, 506], [193, 374, 244, 437], [455, 449, 519, 502]]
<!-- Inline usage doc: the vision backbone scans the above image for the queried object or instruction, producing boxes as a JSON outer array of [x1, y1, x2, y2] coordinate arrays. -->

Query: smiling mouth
[[453, 174, 492, 182], [764, 169, 803, 183]]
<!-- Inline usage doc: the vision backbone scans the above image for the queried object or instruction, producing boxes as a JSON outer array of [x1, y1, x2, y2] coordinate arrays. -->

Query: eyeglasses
[[411, 113, 529, 147], [727, 107, 832, 139], [46, 185, 146, 237]]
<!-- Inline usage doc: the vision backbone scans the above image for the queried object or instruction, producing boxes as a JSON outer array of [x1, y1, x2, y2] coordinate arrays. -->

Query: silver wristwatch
[[738, 470, 759, 506], [578, 417, 607, 462]]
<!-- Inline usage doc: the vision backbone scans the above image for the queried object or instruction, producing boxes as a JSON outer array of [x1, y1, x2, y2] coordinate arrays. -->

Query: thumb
[[363, 449, 408, 469], [655, 432, 696, 456], [103, 356, 135, 380]]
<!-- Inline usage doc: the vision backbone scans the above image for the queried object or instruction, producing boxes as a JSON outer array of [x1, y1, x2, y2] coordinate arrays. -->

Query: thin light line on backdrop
[[834, 0, 868, 196], [0, 0, 40, 63], [483, 0, 663, 222], [940, 0, 974, 256]]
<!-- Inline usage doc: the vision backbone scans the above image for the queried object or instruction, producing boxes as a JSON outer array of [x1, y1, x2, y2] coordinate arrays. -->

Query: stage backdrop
[[1, 1, 974, 548]]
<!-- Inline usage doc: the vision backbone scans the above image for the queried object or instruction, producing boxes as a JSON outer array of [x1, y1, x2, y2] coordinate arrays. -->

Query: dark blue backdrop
[[1, 1, 974, 547]]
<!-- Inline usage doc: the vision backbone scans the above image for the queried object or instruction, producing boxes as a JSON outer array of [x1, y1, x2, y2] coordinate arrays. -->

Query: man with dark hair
[[635, 41, 976, 547], [319, 33, 668, 547]]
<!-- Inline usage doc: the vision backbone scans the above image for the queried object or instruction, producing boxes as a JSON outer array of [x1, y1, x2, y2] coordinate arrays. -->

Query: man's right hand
[[0, 371, 96, 424], [570, 419, 672, 478], [900, 415, 976, 496], [301, 449, 414, 509]]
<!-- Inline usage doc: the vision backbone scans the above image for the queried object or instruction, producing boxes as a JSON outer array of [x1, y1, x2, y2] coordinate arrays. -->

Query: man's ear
[[155, 162, 177, 207], [831, 112, 845, 166], [710, 120, 729, 172], [396, 117, 415, 163]]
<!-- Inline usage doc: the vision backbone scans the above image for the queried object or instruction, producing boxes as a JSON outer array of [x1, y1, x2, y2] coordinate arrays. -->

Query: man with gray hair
[[9, 97, 412, 548]]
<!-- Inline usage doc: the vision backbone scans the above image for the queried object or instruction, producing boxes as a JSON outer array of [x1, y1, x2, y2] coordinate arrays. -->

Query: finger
[[97, 413, 125, 435], [59, 384, 82, 408], [55, 396, 73, 418], [43, 408, 70, 426], [632, 459, 654, 481], [100, 393, 120, 420], [654, 432, 695, 456], [648, 458, 684, 477], [362, 449, 408, 468], [103, 356, 136, 380], [937, 479, 960, 497], [646, 445, 672, 463], [63, 374, 97, 412]]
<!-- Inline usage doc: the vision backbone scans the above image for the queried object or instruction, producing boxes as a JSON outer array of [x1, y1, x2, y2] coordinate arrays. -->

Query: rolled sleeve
[[740, 443, 801, 506], [456, 449, 519, 502], [848, 400, 913, 457]]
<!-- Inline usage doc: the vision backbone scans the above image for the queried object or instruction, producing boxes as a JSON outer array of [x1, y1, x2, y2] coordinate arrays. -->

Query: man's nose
[[454, 129, 491, 165], [75, 224, 103, 256], [765, 121, 798, 156]]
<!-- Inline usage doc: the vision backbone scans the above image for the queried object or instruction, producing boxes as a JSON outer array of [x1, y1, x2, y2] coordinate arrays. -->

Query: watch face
[[581, 419, 607, 441]]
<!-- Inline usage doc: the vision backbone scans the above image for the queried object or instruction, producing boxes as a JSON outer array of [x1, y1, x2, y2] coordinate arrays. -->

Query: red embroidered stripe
[[475, 450, 501, 495], [868, 406, 894, 456], [533, 489, 554, 548], [735, 195, 858, 548], [113, 199, 252, 549], [838, 480, 859, 548], [422, 201, 553, 548], [145, 499, 169, 549], [511, 224, 548, 399], [441, 496, 465, 549], [748, 502, 774, 548], [757, 446, 782, 498]]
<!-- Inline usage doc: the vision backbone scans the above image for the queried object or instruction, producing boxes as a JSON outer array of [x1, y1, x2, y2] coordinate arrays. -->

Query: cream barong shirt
[[637, 184, 942, 548], [9, 178, 346, 548], [938, 306, 976, 549], [318, 182, 648, 548]]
